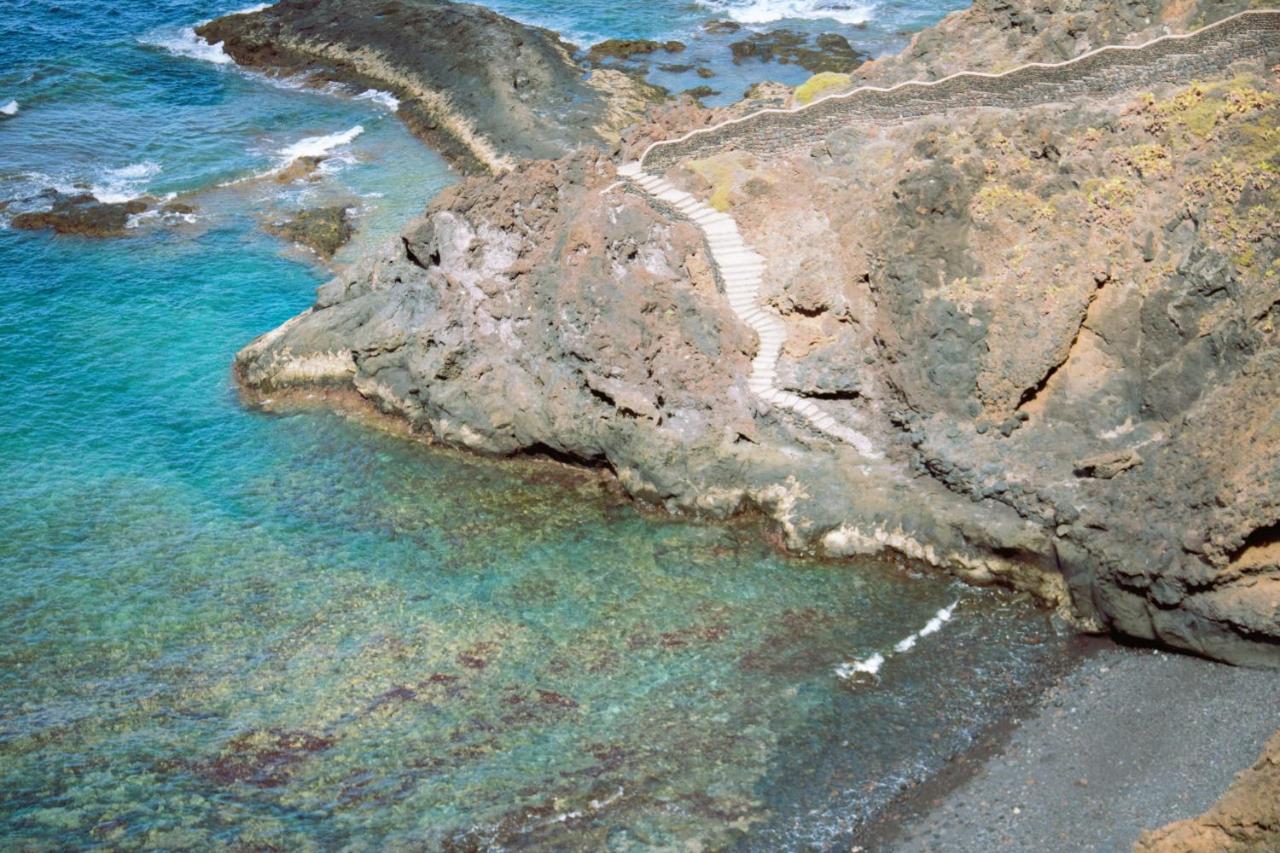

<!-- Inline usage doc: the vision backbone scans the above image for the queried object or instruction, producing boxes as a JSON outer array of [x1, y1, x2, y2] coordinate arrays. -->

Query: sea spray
[[140, 27, 235, 65], [90, 161, 162, 204], [355, 89, 401, 111], [696, 0, 875, 25], [277, 125, 366, 163]]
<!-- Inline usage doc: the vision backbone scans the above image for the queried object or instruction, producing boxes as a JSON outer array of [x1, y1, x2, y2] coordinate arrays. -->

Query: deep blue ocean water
[[0, 0, 1071, 848]]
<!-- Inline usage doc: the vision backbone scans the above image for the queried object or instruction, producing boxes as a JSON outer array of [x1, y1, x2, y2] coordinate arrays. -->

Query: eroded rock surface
[[234, 1, 1280, 666]]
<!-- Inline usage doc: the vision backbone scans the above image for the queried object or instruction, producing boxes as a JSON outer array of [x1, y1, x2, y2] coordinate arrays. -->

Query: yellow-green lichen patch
[[1140, 77, 1278, 144], [794, 72, 852, 106], [688, 156, 740, 211], [1184, 157, 1280, 275], [1115, 143, 1174, 180], [1084, 177, 1141, 225], [970, 183, 1055, 227]]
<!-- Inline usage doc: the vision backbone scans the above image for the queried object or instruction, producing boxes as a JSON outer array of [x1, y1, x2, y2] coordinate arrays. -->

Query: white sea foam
[[919, 601, 957, 637], [317, 150, 360, 177], [835, 652, 884, 680], [837, 601, 959, 682], [278, 125, 365, 163], [1, 100, 18, 117], [140, 26, 235, 65], [698, 0, 874, 25], [226, 2, 272, 15], [90, 161, 162, 204], [354, 89, 400, 111]]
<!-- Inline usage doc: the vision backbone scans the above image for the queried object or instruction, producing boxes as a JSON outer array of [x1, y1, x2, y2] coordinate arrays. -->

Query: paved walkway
[[616, 162, 879, 456]]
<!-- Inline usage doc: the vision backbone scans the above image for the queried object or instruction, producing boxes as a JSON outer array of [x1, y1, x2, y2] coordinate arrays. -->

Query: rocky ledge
[[232, 0, 1280, 668], [198, 0, 665, 174]]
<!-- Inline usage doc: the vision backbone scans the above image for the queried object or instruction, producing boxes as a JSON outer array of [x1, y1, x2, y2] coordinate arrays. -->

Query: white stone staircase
[[617, 162, 878, 458]]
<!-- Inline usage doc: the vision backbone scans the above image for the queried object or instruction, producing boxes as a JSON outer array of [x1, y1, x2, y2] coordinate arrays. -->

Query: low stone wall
[[644, 11, 1280, 170]]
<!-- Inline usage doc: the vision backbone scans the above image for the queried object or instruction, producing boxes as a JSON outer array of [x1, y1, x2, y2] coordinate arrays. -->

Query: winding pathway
[[616, 161, 879, 456], [612, 10, 1279, 455]]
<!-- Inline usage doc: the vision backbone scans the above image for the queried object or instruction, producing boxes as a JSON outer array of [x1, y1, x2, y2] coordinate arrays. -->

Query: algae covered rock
[[266, 206, 354, 259]]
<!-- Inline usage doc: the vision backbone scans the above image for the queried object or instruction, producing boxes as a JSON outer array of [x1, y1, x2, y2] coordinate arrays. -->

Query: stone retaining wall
[[644, 11, 1280, 170]]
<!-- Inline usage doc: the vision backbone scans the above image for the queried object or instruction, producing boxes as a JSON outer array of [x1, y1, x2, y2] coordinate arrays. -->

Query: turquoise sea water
[[0, 0, 1067, 848]]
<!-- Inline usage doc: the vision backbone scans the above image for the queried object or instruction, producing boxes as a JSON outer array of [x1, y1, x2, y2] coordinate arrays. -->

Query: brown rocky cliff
[[232, 1, 1280, 666]]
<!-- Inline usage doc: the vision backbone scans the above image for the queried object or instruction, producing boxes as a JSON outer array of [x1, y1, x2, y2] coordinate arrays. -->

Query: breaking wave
[[138, 26, 234, 65], [277, 125, 366, 163], [697, 0, 875, 25]]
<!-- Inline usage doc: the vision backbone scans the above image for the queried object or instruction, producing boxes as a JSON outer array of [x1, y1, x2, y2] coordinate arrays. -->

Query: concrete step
[[717, 250, 764, 263], [717, 253, 764, 266], [703, 221, 740, 235]]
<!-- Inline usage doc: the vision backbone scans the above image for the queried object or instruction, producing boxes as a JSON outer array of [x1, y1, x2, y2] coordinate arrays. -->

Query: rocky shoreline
[[228, 0, 1280, 670], [197, 0, 665, 174], [209, 0, 1280, 844]]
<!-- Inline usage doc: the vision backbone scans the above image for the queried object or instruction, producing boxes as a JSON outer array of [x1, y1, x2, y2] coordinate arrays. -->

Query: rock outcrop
[[198, 0, 665, 174], [265, 206, 354, 259], [234, 1, 1280, 666], [1136, 729, 1280, 851], [11, 193, 150, 237]]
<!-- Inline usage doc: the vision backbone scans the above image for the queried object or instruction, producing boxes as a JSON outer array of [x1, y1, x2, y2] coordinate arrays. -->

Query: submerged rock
[[587, 38, 685, 63], [266, 206, 354, 259], [729, 30, 866, 74], [11, 193, 149, 237], [274, 155, 326, 184], [198, 0, 666, 174]]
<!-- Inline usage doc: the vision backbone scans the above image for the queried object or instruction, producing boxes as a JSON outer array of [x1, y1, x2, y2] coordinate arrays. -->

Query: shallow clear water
[[0, 0, 1068, 848]]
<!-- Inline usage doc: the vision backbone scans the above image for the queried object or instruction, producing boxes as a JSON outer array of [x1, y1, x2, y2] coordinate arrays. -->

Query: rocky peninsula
[[229, 0, 1280, 671], [197, 0, 664, 173]]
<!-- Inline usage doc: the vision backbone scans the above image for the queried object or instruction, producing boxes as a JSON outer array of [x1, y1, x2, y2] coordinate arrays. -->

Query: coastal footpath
[[229, 0, 1280, 669]]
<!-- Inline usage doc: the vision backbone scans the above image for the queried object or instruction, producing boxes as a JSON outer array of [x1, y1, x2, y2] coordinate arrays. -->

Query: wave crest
[[277, 125, 366, 163], [138, 26, 234, 65], [697, 0, 874, 25]]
